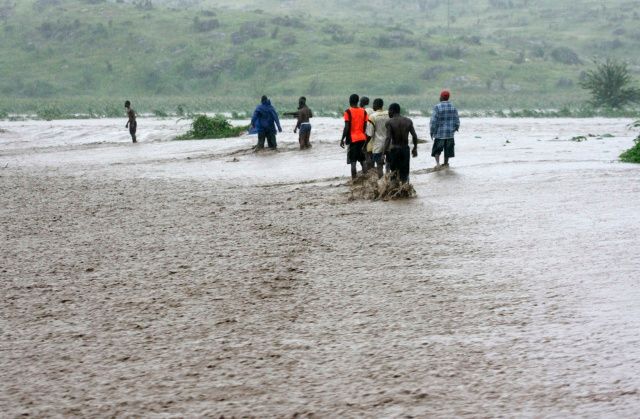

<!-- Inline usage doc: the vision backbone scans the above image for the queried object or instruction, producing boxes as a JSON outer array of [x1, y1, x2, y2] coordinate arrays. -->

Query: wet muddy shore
[[1, 118, 640, 416]]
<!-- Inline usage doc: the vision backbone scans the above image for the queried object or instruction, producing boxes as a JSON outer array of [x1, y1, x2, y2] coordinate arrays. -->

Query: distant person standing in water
[[125, 100, 137, 143], [285, 96, 313, 150], [340, 94, 369, 179], [366, 98, 390, 179], [251, 95, 282, 150], [384, 103, 418, 184], [430, 90, 460, 167]]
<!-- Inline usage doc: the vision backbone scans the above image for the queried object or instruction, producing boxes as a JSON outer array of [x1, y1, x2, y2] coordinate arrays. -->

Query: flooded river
[[1, 117, 639, 416]]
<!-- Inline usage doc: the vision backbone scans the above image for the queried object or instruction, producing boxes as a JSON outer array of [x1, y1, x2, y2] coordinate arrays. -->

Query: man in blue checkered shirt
[[430, 90, 460, 167]]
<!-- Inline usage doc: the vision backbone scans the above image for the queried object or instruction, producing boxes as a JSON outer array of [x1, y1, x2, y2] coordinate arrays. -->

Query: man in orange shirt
[[340, 94, 369, 179]]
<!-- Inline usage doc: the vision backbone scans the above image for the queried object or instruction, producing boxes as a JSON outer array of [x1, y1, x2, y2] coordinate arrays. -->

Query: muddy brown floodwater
[[1, 117, 640, 417]]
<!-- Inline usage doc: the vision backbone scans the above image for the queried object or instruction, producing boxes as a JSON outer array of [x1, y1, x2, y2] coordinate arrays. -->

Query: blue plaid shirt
[[430, 101, 460, 139]]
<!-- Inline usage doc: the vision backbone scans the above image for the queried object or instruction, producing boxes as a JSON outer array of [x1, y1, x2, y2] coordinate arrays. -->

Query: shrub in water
[[177, 114, 248, 140], [620, 136, 640, 163]]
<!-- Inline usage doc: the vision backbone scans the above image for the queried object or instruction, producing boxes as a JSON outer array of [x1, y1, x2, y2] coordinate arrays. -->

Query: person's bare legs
[[365, 152, 373, 171], [130, 122, 137, 143], [434, 153, 440, 167]]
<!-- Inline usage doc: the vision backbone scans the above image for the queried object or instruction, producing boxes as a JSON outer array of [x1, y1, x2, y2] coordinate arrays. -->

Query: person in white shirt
[[365, 98, 390, 179]]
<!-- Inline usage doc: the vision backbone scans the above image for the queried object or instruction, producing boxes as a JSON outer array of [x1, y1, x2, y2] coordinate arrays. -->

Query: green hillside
[[1, 0, 640, 115]]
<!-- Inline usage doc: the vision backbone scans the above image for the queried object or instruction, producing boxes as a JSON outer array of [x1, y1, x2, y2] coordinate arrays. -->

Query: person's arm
[[250, 108, 258, 129], [410, 121, 418, 157], [383, 122, 392, 153], [364, 118, 374, 148], [454, 108, 460, 132], [125, 110, 130, 128], [366, 118, 375, 139], [309, 108, 313, 119], [285, 111, 300, 132], [294, 115, 301, 133], [340, 111, 350, 148], [340, 121, 350, 148], [430, 106, 438, 139], [273, 110, 282, 132], [365, 112, 372, 139]]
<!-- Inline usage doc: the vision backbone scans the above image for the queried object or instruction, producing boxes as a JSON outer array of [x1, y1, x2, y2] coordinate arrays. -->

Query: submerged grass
[[176, 114, 248, 140]]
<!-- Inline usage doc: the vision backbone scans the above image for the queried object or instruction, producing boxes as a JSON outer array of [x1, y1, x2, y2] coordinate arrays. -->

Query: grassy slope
[[1, 0, 640, 114]]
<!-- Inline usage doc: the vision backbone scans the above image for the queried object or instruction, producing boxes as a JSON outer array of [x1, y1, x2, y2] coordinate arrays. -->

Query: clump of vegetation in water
[[176, 114, 248, 140], [620, 138, 640, 163]]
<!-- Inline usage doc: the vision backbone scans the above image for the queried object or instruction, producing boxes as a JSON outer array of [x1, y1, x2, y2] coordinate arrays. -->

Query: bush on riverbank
[[620, 135, 640, 163], [176, 115, 248, 140]]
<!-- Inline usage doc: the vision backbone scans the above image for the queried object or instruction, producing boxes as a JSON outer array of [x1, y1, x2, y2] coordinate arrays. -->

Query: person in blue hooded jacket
[[251, 95, 283, 150]]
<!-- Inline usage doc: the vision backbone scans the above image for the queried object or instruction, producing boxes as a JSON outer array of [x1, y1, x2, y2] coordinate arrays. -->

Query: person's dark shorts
[[299, 123, 311, 135], [347, 140, 366, 163], [129, 121, 137, 135], [431, 138, 455, 158], [388, 146, 411, 182]]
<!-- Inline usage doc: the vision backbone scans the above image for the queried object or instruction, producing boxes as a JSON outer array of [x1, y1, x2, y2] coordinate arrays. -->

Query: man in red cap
[[430, 90, 460, 167]]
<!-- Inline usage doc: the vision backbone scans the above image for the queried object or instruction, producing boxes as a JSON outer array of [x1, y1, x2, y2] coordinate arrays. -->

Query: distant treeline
[[1, 0, 639, 110]]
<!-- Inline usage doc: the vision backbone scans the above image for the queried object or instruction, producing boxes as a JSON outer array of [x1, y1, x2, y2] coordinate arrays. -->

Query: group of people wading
[[124, 90, 460, 184], [248, 90, 460, 183]]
